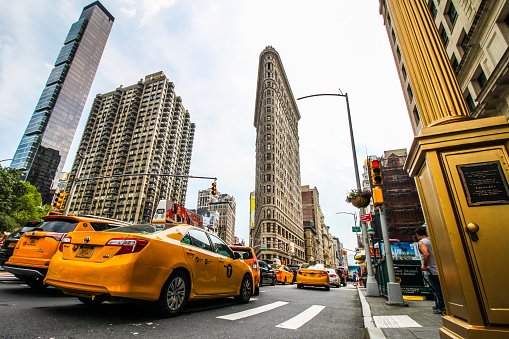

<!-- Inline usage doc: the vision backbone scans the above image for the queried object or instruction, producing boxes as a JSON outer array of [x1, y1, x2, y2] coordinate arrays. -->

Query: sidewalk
[[357, 285, 443, 338]]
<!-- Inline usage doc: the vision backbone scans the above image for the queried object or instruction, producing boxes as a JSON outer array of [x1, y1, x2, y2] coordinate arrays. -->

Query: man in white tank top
[[415, 226, 445, 314]]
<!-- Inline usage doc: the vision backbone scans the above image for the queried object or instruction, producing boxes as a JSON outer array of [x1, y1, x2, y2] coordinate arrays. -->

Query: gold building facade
[[66, 71, 195, 223], [253, 46, 305, 265], [380, 1, 509, 135]]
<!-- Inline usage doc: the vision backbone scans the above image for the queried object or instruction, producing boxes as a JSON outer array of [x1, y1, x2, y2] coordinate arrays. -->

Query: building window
[[267, 124, 271, 131], [266, 153, 271, 160], [465, 92, 476, 112], [451, 54, 459, 73], [428, 1, 438, 19], [267, 98, 271, 104], [391, 29, 396, 42], [476, 68, 488, 90], [407, 84, 414, 101], [396, 47, 401, 61], [439, 25, 449, 48], [267, 62, 272, 70], [413, 107, 421, 124], [402, 65, 407, 80], [447, 1, 458, 28], [267, 116, 271, 121], [267, 107, 271, 113]]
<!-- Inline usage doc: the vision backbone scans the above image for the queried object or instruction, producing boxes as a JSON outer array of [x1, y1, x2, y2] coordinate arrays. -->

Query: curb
[[357, 286, 385, 339]]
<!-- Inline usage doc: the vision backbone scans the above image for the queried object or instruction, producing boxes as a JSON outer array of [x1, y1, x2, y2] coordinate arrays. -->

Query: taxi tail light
[[44, 233, 65, 241], [322, 272, 327, 276], [275, 270, 281, 274], [59, 235, 72, 252], [107, 238, 148, 255]]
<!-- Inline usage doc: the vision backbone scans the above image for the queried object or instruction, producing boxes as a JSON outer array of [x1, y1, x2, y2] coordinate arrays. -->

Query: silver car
[[326, 268, 340, 288]]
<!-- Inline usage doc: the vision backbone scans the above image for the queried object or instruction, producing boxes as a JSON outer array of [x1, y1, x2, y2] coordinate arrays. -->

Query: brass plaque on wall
[[457, 161, 509, 206]]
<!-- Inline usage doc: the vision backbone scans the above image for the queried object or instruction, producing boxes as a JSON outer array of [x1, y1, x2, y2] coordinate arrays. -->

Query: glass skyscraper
[[11, 1, 114, 205]]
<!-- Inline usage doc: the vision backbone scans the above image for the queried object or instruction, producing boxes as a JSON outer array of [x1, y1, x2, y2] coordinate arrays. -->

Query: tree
[[0, 166, 50, 233]]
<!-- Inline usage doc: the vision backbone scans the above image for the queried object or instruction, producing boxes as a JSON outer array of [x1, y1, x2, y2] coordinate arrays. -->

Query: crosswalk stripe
[[275, 305, 326, 330], [217, 301, 289, 321]]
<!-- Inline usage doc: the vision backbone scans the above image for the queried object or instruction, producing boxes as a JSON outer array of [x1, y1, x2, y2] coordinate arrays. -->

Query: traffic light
[[373, 187, 384, 208], [370, 159, 383, 186], [211, 182, 217, 195], [53, 192, 67, 210]]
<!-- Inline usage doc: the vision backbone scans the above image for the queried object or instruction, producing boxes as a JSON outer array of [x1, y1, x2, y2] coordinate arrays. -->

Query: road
[[0, 271, 364, 338]]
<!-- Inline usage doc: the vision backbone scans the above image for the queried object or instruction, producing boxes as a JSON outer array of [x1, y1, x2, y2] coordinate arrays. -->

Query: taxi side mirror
[[234, 252, 241, 260]]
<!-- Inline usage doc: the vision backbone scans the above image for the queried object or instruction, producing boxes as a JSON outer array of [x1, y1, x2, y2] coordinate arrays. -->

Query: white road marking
[[217, 301, 289, 321], [276, 305, 326, 330], [373, 315, 422, 328], [250, 298, 258, 301]]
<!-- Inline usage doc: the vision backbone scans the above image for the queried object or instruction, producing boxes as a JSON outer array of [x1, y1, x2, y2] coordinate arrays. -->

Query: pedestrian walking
[[415, 226, 445, 314], [352, 271, 357, 286]]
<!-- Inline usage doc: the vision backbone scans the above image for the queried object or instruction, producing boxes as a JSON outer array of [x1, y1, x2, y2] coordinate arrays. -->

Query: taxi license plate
[[75, 245, 95, 258], [27, 238, 38, 246], [8, 242, 16, 248]]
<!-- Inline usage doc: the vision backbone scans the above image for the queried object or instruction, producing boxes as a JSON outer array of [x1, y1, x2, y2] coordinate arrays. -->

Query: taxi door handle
[[185, 249, 195, 256]]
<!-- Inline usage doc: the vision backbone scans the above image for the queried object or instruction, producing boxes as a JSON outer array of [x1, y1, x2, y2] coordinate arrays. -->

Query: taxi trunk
[[44, 231, 170, 301]]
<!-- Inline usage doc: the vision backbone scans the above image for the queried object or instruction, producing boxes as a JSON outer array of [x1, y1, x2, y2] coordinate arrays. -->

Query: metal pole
[[379, 206, 405, 305], [300, 92, 378, 296]]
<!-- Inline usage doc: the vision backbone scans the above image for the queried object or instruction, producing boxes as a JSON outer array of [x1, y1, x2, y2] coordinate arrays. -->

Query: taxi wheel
[[158, 271, 189, 317], [325, 285, 330, 291], [24, 277, 47, 289], [282, 277, 286, 285], [253, 285, 260, 296], [78, 295, 107, 305], [234, 274, 252, 304], [297, 284, 303, 289]]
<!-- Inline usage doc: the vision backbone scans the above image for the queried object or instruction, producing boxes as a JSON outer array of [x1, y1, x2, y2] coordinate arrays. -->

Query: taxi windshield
[[35, 220, 79, 233], [301, 263, 325, 270], [104, 223, 178, 234]]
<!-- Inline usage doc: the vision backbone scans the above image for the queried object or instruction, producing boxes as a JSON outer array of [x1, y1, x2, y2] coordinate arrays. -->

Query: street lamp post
[[298, 91, 379, 296]]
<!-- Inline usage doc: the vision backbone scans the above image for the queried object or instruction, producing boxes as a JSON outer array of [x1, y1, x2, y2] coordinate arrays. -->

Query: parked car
[[258, 260, 276, 286], [231, 246, 260, 295], [287, 264, 300, 283], [326, 268, 340, 288], [336, 267, 348, 286], [297, 263, 330, 291], [4, 215, 129, 288], [270, 264, 294, 285], [0, 221, 41, 267], [44, 224, 254, 317]]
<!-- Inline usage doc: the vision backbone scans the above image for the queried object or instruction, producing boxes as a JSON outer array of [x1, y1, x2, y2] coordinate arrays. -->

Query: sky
[[0, 0, 414, 253]]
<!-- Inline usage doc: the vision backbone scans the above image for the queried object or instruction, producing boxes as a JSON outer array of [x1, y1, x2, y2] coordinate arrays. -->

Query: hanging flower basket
[[351, 196, 371, 208], [346, 189, 372, 208]]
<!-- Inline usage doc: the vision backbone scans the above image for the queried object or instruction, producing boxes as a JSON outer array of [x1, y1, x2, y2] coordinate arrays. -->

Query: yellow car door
[[208, 234, 243, 294], [181, 229, 218, 295]]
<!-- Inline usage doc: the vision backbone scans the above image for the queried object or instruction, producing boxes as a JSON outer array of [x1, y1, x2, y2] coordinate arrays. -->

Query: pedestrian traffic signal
[[211, 182, 217, 195], [370, 159, 383, 186], [53, 192, 67, 210]]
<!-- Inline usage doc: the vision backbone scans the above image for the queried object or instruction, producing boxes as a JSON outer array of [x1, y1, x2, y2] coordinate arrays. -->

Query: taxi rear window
[[233, 249, 253, 260], [301, 263, 325, 270], [104, 223, 177, 234], [36, 220, 79, 233]]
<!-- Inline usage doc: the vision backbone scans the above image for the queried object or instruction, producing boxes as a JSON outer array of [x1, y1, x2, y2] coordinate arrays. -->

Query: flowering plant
[[345, 189, 372, 203]]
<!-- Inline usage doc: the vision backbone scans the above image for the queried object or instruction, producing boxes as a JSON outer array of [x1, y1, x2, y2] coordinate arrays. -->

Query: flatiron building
[[252, 46, 305, 265]]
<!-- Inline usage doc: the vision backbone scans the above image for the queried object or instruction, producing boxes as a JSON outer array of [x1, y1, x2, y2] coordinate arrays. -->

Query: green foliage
[[0, 166, 49, 233]]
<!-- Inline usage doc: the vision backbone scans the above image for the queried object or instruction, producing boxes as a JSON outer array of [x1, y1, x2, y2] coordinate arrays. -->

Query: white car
[[326, 268, 340, 288]]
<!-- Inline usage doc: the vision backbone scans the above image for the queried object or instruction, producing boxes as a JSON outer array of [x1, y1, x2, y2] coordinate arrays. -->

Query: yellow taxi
[[44, 224, 254, 317], [4, 214, 128, 288], [296, 263, 330, 291], [231, 246, 260, 295], [271, 264, 294, 285]]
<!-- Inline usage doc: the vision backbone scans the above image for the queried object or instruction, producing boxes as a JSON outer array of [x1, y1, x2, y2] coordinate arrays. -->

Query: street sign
[[360, 213, 372, 222], [352, 226, 361, 232]]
